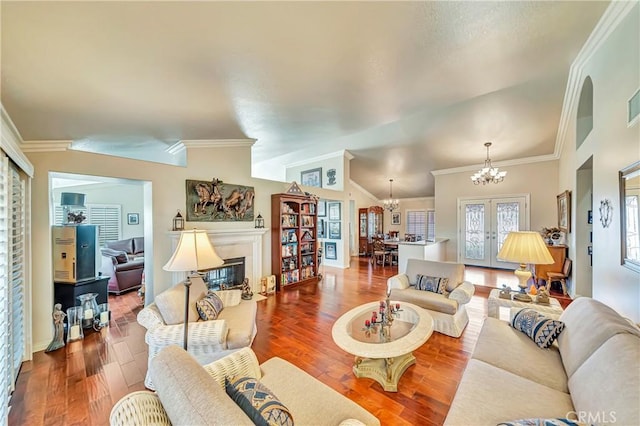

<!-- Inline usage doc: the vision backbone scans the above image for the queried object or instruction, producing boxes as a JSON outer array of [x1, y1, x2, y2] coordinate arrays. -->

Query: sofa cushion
[[151, 345, 253, 426], [106, 238, 135, 254], [389, 288, 458, 315], [511, 309, 565, 349], [472, 317, 568, 393], [416, 274, 448, 294], [405, 259, 464, 292], [217, 301, 258, 349], [215, 289, 242, 307], [154, 275, 209, 325], [225, 377, 294, 426], [196, 292, 225, 320], [557, 297, 640, 378], [132, 236, 144, 255], [443, 359, 574, 426], [568, 333, 640, 425], [260, 357, 381, 426]]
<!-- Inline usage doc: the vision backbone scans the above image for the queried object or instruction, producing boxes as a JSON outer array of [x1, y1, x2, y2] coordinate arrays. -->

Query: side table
[[487, 288, 563, 320], [54, 276, 109, 313]]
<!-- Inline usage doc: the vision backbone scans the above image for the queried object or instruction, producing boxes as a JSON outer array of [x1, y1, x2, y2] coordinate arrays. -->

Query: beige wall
[[558, 4, 640, 321], [434, 160, 560, 262], [346, 181, 379, 256]]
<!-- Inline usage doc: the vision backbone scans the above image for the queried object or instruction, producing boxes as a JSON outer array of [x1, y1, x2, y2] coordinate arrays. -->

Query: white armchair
[[388, 259, 475, 337], [137, 282, 257, 390]]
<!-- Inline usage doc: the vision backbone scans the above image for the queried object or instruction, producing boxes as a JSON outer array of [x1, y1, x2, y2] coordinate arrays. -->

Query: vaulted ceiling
[[1, 1, 609, 198]]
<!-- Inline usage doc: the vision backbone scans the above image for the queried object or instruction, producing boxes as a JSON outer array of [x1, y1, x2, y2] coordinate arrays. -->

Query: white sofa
[[387, 259, 475, 337], [444, 297, 640, 425], [137, 280, 257, 390], [110, 345, 380, 426]]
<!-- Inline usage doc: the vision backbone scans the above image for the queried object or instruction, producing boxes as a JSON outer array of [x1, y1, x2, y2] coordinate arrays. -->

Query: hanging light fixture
[[471, 142, 507, 185], [383, 179, 399, 212]]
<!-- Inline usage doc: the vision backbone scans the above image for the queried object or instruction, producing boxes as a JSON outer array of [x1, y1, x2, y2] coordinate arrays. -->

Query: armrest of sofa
[[448, 281, 475, 305], [109, 391, 171, 426], [137, 304, 165, 330], [145, 320, 229, 350], [202, 346, 262, 387], [387, 274, 410, 291]]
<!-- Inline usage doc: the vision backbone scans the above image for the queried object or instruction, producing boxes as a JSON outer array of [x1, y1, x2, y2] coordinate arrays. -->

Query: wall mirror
[[620, 161, 640, 272]]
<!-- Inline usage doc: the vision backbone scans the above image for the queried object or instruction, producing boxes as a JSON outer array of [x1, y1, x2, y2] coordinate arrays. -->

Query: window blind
[[0, 154, 11, 423], [54, 203, 122, 246], [8, 166, 25, 388], [406, 210, 436, 242]]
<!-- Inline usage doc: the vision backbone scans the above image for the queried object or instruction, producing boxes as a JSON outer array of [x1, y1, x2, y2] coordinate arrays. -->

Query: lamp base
[[514, 265, 532, 294]]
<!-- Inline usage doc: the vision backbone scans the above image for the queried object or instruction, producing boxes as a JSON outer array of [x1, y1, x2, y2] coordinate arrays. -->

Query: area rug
[[251, 293, 267, 302]]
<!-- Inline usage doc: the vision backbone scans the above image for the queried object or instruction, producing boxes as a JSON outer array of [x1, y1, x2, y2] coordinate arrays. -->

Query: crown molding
[[180, 139, 256, 149], [286, 149, 354, 168], [431, 154, 558, 176], [1, 106, 34, 176], [20, 140, 73, 152], [555, 1, 637, 157], [349, 179, 378, 201]]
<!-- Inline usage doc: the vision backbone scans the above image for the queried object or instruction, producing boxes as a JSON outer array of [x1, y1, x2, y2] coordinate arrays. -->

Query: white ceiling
[[1, 1, 609, 198]]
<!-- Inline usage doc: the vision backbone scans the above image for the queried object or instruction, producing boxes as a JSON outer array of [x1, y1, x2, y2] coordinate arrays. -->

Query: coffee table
[[487, 288, 564, 319], [331, 301, 433, 392]]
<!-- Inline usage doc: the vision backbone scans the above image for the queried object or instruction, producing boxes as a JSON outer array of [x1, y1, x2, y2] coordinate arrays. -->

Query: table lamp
[[163, 229, 224, 349], [496, 231, 554, 302]]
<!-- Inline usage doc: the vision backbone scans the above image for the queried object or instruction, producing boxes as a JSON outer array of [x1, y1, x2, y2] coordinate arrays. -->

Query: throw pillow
[[498, 418, 587, 426], [415, 274, 448, 294], [225, 377, 294, 426], [511, 308, 565, 349], [196, 291, 224, 321]]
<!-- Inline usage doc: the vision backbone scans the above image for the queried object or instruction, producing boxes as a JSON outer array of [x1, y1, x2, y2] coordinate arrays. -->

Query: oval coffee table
[[331, 301, 433, 392]]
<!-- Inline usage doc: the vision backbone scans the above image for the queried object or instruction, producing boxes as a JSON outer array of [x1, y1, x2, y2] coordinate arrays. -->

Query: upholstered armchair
[[387, 258, 475, 338], [137, 281, 257, 390], [99, 248, 144, 294]]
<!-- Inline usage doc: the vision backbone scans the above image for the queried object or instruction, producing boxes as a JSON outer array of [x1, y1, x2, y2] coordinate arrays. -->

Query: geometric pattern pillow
[[195, 291, 224, 321], [497, 418, 587, 426], [225, 377, 294, 426], [511, 308, 565, 349], [415, 274, 448, 294]]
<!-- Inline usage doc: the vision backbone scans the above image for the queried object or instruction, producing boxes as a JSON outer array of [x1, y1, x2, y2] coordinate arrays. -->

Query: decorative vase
[[77, 293, 99, 329]]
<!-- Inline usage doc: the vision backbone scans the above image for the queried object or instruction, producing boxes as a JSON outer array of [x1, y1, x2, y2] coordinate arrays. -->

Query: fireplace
[[203, 257, 245, 291]]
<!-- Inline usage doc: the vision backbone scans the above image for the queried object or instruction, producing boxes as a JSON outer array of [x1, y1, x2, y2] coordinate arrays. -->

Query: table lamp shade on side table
[[497, 231, 554, 299], [163, 229, 224, 349]]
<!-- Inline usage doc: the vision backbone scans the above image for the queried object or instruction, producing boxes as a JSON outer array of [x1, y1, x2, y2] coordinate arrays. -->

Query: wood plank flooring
[[8, 259, 570, 426]]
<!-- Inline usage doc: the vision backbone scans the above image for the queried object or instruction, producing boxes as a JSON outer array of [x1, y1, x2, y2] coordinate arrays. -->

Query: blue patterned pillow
[[415, 274, 448, 294], [195, 291, 224, 320], [511, 309, 565, 349], [225, 377, 294, 426], [498, 418, 587, 426]]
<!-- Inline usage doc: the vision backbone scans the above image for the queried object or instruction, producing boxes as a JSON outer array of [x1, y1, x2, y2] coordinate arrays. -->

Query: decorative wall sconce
[[599, 199, 613, 228]]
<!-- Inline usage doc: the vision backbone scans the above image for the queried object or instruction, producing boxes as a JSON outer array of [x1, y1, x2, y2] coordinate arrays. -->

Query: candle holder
[[97, 303, 110, 329], [66, 306, 84, 342], [363, 296, 402, 341], [77, 293, 99, 329]]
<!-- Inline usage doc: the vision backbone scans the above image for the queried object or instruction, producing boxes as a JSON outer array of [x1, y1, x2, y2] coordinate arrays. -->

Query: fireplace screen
[[203, 257, 246, 291]]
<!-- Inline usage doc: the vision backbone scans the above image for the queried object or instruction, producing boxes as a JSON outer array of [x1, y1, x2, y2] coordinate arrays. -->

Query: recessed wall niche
[[576, 76, 594, 149]]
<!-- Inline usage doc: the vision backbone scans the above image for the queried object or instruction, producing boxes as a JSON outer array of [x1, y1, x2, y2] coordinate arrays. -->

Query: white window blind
[[426, 210, 436, 242], [8, 166, 25, 388], [54, 204, 122, 246], [406, 210, 436, 242], [0, 154, 11, 423]]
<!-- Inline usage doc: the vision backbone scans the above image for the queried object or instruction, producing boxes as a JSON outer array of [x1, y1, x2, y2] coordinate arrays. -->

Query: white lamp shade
[[163, 229, 224, 272], [497, 231, 554, 265]]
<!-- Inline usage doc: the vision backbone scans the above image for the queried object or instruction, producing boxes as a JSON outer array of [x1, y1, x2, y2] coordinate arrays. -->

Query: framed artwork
[[127, 213, 139, 225], [317, 201, 326, 217], [328, 221, 341, 239], [587, 210, 593, 224], [328, 202, 341, 220], [301, 168, 322, 188], [391, 212, 401, 225], [318, 219, 326, 238], [325, 242, 337, 260], [557, 190, 571, 233], [186, 178, 255, 222]]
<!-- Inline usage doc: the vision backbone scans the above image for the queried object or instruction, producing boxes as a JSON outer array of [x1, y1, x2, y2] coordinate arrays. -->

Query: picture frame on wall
[[328, 221, 341, 239], [317, 201, 326, 217], [325, 242, 337, 260], [318, 219, 325, 238], [301, 168, 322, 188], [391, 212, 401, 225], [328, 202, 341, 220], [127, 213, 139, 225], [557, 190, 571, 233]]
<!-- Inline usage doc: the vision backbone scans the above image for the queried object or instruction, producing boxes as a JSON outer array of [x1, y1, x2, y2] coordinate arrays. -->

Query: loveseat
[[106, 236, 144, 259], [110, 345, 380, 426], [387, 259, 475, 337], [444, 297, 640, 425], [99, 248, 144, 294], [137, 280, 257, 390]]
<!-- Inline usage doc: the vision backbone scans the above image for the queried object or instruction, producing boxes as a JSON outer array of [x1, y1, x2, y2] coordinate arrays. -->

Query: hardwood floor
[[8, 259, 570, 426]]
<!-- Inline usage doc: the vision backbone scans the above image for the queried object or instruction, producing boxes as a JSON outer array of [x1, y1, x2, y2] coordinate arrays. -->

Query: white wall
[[558, 3, 640, 321], [286, 154, 345, 191], [383, 197, 435, 237]]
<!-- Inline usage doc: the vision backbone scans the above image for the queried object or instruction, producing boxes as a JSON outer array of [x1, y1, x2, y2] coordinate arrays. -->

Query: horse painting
[[186, 179, 255, 222]]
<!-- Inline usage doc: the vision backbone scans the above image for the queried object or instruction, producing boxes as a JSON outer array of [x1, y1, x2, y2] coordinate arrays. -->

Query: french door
[[459, 196, 529, 268]]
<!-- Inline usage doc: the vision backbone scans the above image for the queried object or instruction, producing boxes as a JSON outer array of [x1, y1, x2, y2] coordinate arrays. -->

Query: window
[[0, 154, 10, 422], [406, 210, 435, 242], [54, 204, 122, 246]]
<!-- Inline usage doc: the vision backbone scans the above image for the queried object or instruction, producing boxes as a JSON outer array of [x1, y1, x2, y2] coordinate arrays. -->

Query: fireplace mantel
[[168, 228, 268, 292]]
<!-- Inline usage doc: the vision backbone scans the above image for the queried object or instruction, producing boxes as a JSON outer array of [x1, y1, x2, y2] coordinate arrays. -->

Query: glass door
[[459, 196, 528, 268]]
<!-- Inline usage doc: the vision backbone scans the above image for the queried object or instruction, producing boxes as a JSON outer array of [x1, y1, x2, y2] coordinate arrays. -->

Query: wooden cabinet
[[358, 206, 384, 256], [533, 245, 567, 285], [358, 208, 368, 255], [271, 193, 319, 291]]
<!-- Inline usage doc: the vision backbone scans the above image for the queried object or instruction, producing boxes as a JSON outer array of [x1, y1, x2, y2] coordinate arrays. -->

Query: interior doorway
[[458, 195, 530, 268], [575, 157, 593, 297]]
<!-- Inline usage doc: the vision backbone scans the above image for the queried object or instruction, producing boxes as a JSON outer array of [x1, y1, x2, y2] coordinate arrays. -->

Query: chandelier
[[471, 142, 507, 185], [383, 179, 399, 211]]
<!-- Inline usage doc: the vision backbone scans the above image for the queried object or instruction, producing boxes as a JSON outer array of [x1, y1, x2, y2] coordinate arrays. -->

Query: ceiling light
[[383, 179, 399, 212], [471, 142, 507, 185]]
